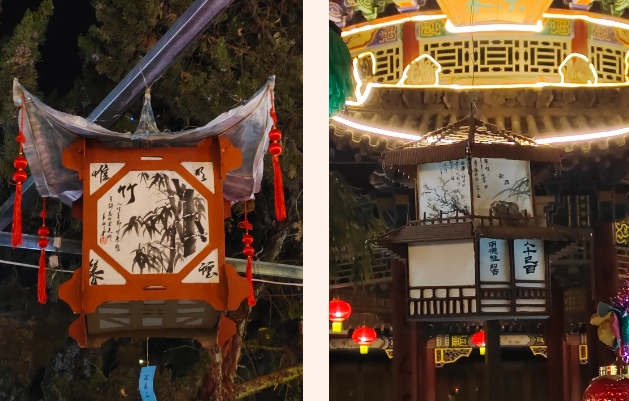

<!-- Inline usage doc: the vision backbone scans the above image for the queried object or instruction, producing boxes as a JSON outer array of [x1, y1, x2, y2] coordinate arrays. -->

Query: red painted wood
[[402, 21, 419, 67]]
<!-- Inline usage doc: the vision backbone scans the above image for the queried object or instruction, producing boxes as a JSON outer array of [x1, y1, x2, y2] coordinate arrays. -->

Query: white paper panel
[[408, 241, 475, 288], [88, 250, 126, 286], [181, 162, 215, 193], [479, 238, 510, 282], [96, 170, 210, 275], [417, 159, 471, 219], [181, 248, 220, 283], [471, 158, 533, 216], [513, 239, 546, 282], [89, 163, 125, 194]]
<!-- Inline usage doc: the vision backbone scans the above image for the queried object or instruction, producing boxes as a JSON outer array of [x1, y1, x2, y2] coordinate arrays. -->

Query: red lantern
[[471, 330, 486, 355], [329, 299, 352, 332], [583, 361, 629, 401], [352, 326, 377, 354]]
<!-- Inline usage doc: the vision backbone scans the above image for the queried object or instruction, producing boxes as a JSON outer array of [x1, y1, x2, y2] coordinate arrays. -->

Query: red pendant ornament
[[583, 359, 629, 401], [471, 330, 486, 355], [268, 90, 286, 221], [329, 299, 352, 332], [239, 204, 256, 306], [352, 326, 377, 354], [12, 97, 27, 248], [37, 198, 49, 304]]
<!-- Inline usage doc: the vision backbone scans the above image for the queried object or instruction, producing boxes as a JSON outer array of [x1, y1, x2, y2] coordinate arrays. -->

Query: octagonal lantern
[[58, 137, 249, 348], [377, 116, 564, 321]]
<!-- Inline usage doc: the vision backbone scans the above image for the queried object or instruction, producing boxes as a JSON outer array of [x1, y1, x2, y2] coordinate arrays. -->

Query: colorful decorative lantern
[[584, 279, 629, 400], [13, 76, 282, 348], [471, 330, 486, 355], [352, 326, 377, 354], [329, 299, 352, 332]]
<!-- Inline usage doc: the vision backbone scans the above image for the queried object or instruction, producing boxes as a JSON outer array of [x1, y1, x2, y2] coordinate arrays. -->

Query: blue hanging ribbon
[[139, 366, 156, 401]]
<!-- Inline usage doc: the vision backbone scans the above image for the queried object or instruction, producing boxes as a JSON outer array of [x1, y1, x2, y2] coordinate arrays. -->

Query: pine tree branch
[[233, 364, 303, 399]]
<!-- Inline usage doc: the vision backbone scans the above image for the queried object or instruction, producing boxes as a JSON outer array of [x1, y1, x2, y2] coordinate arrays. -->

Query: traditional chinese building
[[329, 0, 629, 400]]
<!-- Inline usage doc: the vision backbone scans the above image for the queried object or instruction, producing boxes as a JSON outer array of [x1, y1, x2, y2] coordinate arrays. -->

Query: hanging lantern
[[329, 299, 352, 332], [352, 326, 377, 354], [583, 359, 629, 401], [471, 330, 486, 356]]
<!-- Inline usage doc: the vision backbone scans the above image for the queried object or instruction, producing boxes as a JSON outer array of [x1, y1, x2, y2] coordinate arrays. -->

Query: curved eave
[[331, 85, 629, 160]]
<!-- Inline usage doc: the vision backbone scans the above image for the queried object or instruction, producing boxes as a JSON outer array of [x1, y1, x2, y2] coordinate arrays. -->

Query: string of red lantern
[[239, 204, 255, 306], [268, 90, 286, 222], [329, 299, 352, 333], [11, 97, 27, 248], [37, 198, 49, 304]]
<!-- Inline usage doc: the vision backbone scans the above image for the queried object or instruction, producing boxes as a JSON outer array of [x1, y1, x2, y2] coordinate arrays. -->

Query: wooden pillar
[[565, 335, 583, 401], [424, 339, 436, 401], [402, 21, 419, 67], [588, 222, 618, 373], [485, 320, 502, 401], [391, 249, 417, 401], [571, 19, 588, 56], [547, 277, 566, 401]]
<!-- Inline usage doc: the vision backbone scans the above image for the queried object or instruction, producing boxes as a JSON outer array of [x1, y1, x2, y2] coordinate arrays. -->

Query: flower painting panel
[[417, 159, 471, 219], [471, 158, 533, 217], [96, 170, 210, 275]]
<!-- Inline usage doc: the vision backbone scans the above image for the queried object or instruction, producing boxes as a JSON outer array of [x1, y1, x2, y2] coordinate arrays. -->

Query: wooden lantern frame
[[59, 137, 249, 347]]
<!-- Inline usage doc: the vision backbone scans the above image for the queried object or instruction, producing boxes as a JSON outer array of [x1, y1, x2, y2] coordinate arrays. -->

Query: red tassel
[[11, 100, 27, 248], [272, 155, 286, 221], [246, 256, 255, 306], [11, 182, 22, 247], [239, 204, 256, 306], [38, 248, 47, 304], [268, 91, 286, 221]]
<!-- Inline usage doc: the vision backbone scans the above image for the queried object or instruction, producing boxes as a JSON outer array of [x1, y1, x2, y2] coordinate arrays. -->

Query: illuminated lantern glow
[[329, 299, 352, 332], [471, 330, 486, 355], [583, 363, 629, 401], [352, 326, 377, 354]]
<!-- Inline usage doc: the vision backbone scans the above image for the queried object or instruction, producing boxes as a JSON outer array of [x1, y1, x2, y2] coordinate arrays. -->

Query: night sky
[[0, 0, 95, 96]]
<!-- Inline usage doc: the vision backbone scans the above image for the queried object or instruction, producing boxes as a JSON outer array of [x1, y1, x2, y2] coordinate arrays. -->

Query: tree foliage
[[0, 0, 302, 399]]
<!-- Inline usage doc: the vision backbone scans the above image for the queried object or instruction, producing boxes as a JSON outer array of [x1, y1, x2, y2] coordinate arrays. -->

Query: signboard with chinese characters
[[436, 0, 553, 28], [139, 366, 157, 401], [513, 239, 546, 285], [479, 238, 510, 282], [417, 159, 471, 219]]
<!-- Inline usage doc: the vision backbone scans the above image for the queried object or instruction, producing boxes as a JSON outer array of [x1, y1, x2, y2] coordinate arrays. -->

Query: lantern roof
[[381, 115, 563, 168], [12, 77, 275, 205], [374, 219, 567, 246]]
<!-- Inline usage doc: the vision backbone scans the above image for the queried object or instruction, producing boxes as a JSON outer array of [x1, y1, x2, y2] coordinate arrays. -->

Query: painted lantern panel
[[93, 168, 211, 276], [471, 158, 533, 217], [417, 159, 471, 219]]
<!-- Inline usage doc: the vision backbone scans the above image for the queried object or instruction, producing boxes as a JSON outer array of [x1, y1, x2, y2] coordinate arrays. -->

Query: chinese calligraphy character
[[488, 241, 500, 275], [89, 259, 104, 285], [198, 261, 217, 279], [194, 166, 207, 182], [505, 0, 524, 12], [522, 241, 538, 274], [117, 183, 138, 204], [92, 164, 110, 183]]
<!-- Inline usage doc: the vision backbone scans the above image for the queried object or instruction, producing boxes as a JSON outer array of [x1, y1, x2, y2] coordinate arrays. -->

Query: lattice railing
[[421, 36, 571, 83], [351, 44, 403, 84], [589, 43, 627, 83]]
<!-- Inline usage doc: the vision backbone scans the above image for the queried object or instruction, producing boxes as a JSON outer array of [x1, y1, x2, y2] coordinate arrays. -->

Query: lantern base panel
[[332, 322, 342, 332], [359, 345, 369, 354]]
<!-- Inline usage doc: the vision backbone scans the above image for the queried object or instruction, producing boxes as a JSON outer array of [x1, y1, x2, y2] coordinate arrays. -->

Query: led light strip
[[332, 115, 629, 146], [444, 19, 544, 33]]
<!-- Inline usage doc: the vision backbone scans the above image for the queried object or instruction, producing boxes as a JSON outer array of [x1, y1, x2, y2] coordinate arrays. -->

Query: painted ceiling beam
[[0, 0, 235, 231], [0, 232, 303, 281]]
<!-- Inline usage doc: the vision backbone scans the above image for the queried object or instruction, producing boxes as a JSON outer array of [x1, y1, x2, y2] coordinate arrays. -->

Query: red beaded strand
[[37, 198, 49, 304], [238, 203, 256, 306], [268, 90, 286, 221], [11, 97, 27, 247]]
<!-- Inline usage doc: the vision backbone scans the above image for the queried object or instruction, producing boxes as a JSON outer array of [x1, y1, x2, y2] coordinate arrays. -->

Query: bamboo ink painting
[[92, 165, 218, 282]]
